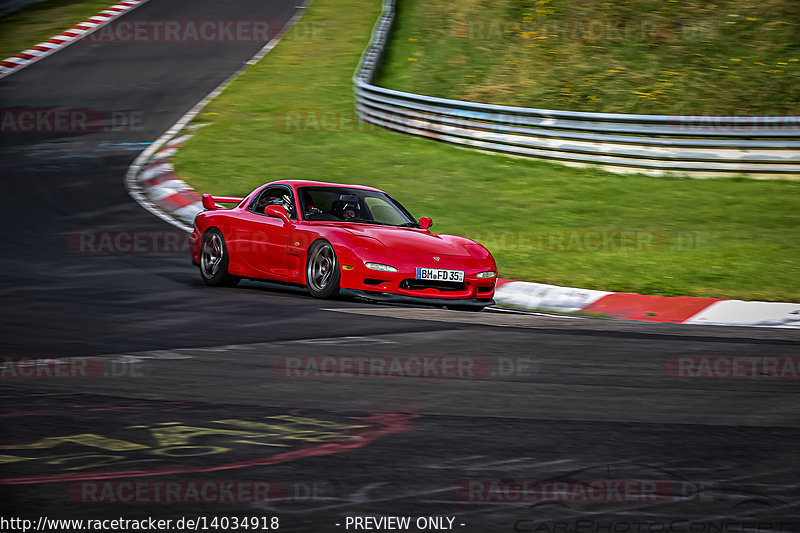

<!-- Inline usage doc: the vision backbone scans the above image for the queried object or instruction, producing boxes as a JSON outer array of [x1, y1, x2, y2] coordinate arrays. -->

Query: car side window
[[250, 187, 297, 219], [300, 189, 340, 221]]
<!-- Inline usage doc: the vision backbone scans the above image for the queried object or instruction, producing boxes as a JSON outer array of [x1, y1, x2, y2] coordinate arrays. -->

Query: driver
[[259, 194, 293, 217], [342, 202, 358, 220], [332, 200, 360, 220]]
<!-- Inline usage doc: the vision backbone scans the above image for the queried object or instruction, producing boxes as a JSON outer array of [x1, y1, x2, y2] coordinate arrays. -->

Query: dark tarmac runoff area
[[1, 1, 799, 532]]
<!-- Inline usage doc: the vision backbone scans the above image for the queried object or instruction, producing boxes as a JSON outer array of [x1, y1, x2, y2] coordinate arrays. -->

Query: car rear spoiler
[[201, 194, 244, 210]]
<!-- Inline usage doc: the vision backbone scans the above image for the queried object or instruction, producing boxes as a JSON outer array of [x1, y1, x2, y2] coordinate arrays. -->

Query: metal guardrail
[[353, 0, 800, 177]]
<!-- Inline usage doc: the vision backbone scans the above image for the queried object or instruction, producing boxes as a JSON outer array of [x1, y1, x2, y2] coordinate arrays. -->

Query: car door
[[231, 185, 296, 278]]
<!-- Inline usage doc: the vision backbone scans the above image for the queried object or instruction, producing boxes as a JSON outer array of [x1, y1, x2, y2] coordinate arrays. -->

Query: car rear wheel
[[306, 240, 340, 299], [200, 228, 240, 287]]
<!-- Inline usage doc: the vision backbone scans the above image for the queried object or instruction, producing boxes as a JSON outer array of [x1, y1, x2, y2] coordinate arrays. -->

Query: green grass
[[377, 0, 800, 115], [0, 0, 115, 61], [173, 0, 800, 302]]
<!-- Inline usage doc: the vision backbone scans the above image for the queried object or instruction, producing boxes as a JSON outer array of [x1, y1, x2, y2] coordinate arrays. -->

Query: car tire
[[199, 228, 240, 287], [306, 239, 340, 299]]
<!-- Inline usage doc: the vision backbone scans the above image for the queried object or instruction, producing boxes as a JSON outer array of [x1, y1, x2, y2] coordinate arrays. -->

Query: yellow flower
[[408, 58, 418, 62], [730, 58, 741, 62]]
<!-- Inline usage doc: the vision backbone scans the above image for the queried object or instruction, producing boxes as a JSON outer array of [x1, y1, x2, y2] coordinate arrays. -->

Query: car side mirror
[[265, 205, 290, 223], [419, 216, 433, 230]]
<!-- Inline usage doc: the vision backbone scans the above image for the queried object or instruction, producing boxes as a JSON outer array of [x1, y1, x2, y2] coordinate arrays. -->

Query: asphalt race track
[[1, 1, 800, 531]]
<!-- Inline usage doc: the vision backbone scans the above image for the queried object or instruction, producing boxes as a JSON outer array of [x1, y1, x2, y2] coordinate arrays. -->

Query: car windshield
[[297, 186, 418, 227]]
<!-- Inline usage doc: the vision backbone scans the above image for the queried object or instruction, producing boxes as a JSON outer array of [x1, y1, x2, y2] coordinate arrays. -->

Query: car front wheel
[[306, 240, 340, 299]]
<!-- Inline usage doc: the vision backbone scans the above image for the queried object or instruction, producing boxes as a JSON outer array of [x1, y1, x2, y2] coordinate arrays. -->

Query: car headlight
[[477, 271, 497, 279], [365, 262, 398, 273]]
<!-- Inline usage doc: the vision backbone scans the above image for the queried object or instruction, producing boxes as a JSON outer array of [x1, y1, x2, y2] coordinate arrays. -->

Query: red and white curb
[[132, 132, 204, 230], [494, 279, 800, 328], [0, 0, 149, 79]]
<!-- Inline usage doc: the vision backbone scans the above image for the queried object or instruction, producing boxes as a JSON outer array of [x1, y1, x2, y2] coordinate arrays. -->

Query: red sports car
[[189, 180, 497, 310]]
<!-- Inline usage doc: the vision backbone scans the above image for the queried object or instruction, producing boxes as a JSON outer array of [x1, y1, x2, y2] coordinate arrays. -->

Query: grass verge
[[173, 0, 800, 302], [376, 0, 800, 115], [0, 0, 115, 61]]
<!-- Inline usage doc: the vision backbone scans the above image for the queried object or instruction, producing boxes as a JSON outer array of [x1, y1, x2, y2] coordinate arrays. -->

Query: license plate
[[415, 267, 465, 283]]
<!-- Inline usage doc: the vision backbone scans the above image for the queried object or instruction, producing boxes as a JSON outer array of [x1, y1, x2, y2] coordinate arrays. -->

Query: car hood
[[343, 225, 471, 256]]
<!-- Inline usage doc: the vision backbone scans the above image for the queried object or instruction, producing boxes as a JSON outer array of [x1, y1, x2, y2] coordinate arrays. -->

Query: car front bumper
[[340, 289, 494, 309]]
